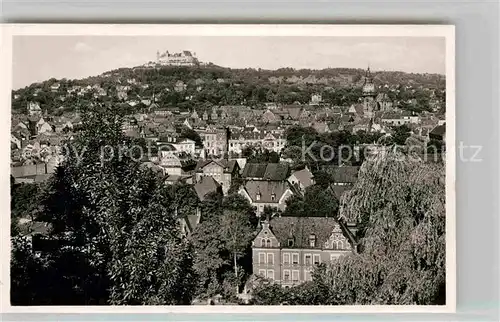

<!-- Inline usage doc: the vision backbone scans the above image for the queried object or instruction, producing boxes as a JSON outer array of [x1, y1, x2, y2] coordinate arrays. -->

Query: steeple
[[362, 65, 375, 96], [364, 65, 373, 85], [362, 65, 376, 119]]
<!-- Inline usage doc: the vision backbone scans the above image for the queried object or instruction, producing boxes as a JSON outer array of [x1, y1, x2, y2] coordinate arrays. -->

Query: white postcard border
[[0, 23, 456, 314]]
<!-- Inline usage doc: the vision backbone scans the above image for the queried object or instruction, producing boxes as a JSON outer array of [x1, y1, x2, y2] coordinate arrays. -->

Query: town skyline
[[12, 36, 445, 89]]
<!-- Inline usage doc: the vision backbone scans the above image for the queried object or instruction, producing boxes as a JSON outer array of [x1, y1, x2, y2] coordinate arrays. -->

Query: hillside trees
[[12, 65, 445, 115]]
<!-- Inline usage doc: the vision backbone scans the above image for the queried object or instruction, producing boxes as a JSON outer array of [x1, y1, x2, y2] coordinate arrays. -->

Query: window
[[338, 240, 344, 250], [259, 269, 266, 277], [283, 253, 290, 265], [292, 253, 299, 265], [259, 252, 266, 264], [267, 253, 274, 265], [266, 239, 271, 248], [304, 254, 312, 266], [309, 234, 316, 247], [283, 270, 290, 281], [267, 270, 275, 281], [304, 269, 312, 281], [287, 238, 294, 247], [313, 254, 321, 265], [260, 238, 266, 247], [256, 193, 261, 201], [292, 270, 299, 282], [271, 193, 276, 201]]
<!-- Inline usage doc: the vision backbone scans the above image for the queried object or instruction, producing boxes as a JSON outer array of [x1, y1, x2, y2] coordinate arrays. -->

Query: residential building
[[197, 127, 229, 157], [159, 152, 183, 176], [287, 167, 314, 192], [380, 112, 411, 126], [228, 131, 286, 155], [238, 180, 294, 215], [194, 176, 223, 202], [241, 163, 290, 182], [174, 80, 187, 92], [27, 102, 42, 117], [195, 159, 240, 195], [310, 93, 322, 106], [251, 216, 356, 287], [172, 138, 196, 156]]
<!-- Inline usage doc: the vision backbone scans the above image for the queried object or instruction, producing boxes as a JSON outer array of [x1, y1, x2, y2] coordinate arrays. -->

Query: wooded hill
[[11, 65, 446, 115]]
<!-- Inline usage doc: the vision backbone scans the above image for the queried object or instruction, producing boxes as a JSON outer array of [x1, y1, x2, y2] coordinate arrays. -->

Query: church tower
[[362, 66, 376, 119]]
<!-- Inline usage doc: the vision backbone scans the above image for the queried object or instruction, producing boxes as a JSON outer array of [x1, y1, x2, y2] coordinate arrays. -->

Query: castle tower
[[362, 66, 376, 119]]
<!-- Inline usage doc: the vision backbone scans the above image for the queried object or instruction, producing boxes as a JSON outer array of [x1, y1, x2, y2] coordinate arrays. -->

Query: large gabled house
[[239, 163, 294, 215], [238, 180, 294, 215], [251, 216, 357, 287]]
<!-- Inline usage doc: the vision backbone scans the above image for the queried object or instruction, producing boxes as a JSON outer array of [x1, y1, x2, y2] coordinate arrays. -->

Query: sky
[[12, 36, 445, 89]]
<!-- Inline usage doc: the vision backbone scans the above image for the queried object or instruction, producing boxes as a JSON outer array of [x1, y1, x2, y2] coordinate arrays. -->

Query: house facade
[[197, 127, 229, 157], [172, 138, 196, 156], [195, 159, 240, 195], [251, 217, 356, 287], [238, 180, 294, 215]]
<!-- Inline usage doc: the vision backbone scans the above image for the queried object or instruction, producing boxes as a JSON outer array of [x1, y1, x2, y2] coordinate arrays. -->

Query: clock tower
[[362, 66, 376, 119]]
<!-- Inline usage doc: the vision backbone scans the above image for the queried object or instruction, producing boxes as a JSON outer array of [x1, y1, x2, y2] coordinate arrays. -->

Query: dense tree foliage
[[391, 124, 413, 146], [178, 126, 203, 147], [11, 103, 197, 305], [283, 126, 382, 169], [242, 146, 280, 163], [283, 184, 339, 218], [189, 193, 257, 301]]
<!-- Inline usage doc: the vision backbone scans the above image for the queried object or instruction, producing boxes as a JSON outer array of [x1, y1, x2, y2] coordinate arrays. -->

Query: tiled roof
[[242, 163, 290, 181], [283, 106, 302, 120], [430, 123, 446, 136], [242, 163, 267, 178], [241, 180, 290, 203], [353, 104, 364, 115], [269, 216, 338, 249], [194, 176, 221, 201], [195, 159, 238, 173], [289, 168, 314, 189]]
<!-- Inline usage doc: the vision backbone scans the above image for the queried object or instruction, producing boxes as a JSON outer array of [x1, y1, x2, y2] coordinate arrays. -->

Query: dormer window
[[309, 234, 316, 247], [271, 193, 276, 201], [256, 193, 261, 201], [287, 238, 294, 247]]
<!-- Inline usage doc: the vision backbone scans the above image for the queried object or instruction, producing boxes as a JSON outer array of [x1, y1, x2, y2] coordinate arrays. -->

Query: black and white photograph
[[2, 24, 455, 312]]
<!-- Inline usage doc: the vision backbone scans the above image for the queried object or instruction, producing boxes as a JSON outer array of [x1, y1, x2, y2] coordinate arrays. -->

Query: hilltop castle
[[154, 50, 200, 67]]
